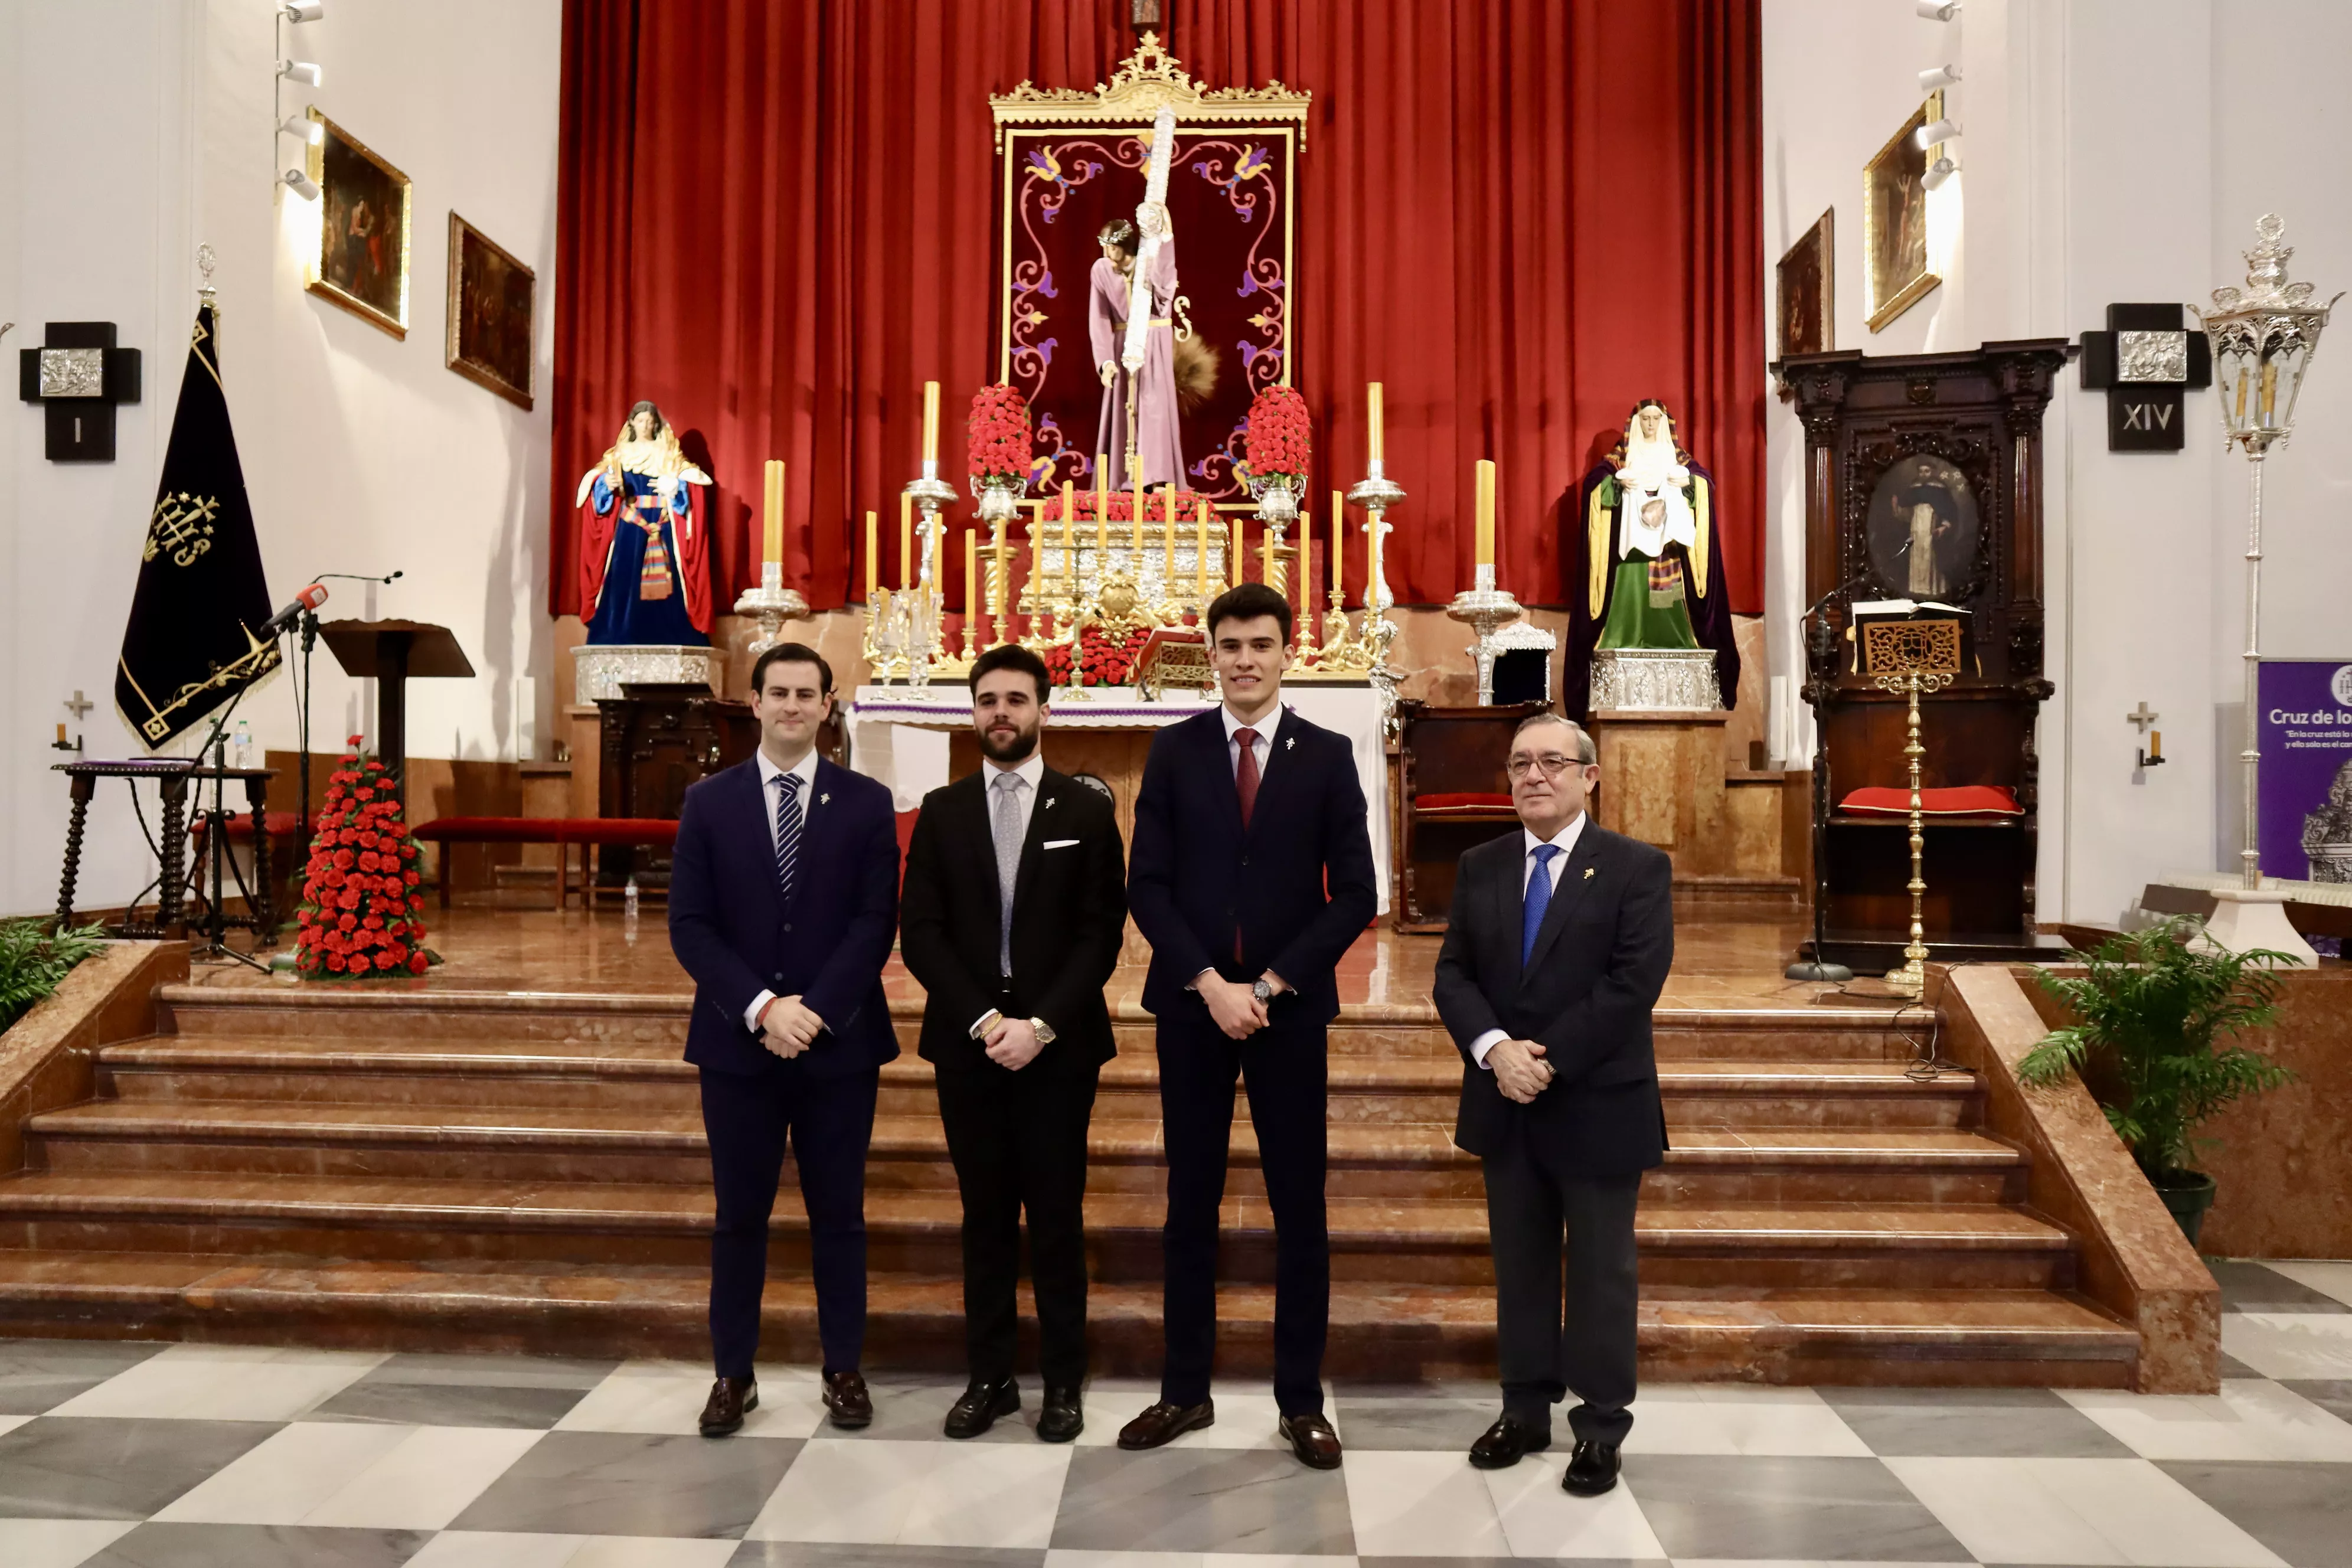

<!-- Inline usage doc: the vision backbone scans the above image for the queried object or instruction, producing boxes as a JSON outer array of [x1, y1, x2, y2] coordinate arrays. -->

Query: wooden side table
[[54, 762, 277, 939]]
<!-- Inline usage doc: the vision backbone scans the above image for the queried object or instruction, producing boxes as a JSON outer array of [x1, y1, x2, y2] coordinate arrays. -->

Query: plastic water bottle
[[623, 875, 641, 935], [233, 719, 254, 771]]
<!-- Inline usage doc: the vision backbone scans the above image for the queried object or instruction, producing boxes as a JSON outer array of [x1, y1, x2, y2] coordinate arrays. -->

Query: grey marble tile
[[83, 1521, 432, 1566], [2281, 1379, 2352, 1425], [1817, 1386, 2134, 1458], [728, 1546, 1044, 1567], [1329, 1393, 1505, 1452], [2210, 1261, 2352, 1314], [814, 1378, 1037, 1444], [0, 1416, 279, 1520], [352, 1352, 618, 1389], [2219, 1351, 2269, 1379], [308, 1380, 591, 1429], [0, 1338, 169, 1415], [2160, 1459, 2352, 1568], [1050, 1446, 1355, 1554], [1622, 1454, 1972, 1561], [1328, 1377, 1497, 1402], [1363, 1561, 1665, 1568], [450, 1429, 802, 1540]]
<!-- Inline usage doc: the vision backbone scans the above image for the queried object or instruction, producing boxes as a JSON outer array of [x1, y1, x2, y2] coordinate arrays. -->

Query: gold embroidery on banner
[[145, 492, 221, 566]]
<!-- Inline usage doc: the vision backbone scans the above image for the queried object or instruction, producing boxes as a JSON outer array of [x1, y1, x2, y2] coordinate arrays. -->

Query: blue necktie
[[772, 772, 802, 904], [1522, 844, 1562, 966]]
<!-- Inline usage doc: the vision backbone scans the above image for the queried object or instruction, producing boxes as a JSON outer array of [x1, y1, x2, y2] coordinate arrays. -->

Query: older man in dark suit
[[669, 642, 901, 1438], [1433, 712, 1673, 1496]]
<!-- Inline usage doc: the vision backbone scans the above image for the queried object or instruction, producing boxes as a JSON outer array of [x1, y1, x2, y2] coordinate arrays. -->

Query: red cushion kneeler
[[1414, 792, 1514, 815], [411, 816, 679, 846], [1838, 785, 2023, 819]]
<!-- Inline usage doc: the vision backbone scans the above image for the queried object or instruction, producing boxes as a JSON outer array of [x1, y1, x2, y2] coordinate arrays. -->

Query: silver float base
[[1589, 647, 1723, 712], [573, 643, 720, 704]]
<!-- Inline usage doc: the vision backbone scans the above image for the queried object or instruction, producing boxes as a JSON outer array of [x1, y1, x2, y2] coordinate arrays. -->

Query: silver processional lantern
[[2190, 213, 2340, 959]]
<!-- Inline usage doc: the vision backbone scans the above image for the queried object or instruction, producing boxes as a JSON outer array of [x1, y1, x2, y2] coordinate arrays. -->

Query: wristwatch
[[1030, 1017, 1057, 1045], [1252, 979, 1275, 1005]]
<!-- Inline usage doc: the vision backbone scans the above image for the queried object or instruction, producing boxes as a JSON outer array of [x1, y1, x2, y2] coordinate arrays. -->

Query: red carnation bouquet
[[1244, 385, 1312, 484], [292, 737, 433, 979], [1043, 626, 1154, 689], [967, 384, 1033, 484]]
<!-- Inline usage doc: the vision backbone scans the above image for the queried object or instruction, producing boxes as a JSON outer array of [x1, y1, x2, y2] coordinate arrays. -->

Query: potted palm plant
[[0, 918, 109, 1035], [2017, 916, 2294, 1246]]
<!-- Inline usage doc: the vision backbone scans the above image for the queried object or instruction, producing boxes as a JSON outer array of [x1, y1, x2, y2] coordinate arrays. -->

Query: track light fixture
[[279, 113, 324, 145], [1917, 63, 1961, 91], [1915, 1, 1961, 19], [282, 167, 321, 201], [1915, 117, 1961, 149], [279, 58, 322, 87], [282, 1, 324, 20], [1922, 156, 1958, 192]]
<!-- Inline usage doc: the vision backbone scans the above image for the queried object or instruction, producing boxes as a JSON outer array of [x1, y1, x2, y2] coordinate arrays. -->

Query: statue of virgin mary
[[573, 401, 713, 646]]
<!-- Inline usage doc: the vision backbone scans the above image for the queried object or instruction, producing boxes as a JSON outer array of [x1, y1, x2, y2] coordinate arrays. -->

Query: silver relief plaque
[[38, 347, 105, 398], [2116, 330, 2189, 383]]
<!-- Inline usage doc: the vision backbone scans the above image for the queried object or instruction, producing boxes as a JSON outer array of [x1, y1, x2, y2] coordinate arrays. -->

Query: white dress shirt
[[969, 750, 1048, 1037], [743, 746, 822, 1033], [1469, 813, 1589, 1069], [1221, 701, 1282, 781]]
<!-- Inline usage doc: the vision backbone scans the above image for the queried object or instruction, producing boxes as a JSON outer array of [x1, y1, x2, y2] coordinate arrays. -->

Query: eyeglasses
[[1505, 753, 1585, 780]]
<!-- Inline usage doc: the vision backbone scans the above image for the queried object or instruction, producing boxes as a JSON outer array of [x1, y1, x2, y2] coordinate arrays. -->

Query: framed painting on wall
[[1863, 93, 1940, 333], [1778, 208, 1834, 358], [305, 109, 411, 339], [445, 213, 535, 409]]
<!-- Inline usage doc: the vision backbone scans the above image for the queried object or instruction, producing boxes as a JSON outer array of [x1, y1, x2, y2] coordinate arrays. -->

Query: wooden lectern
[[319, 620, 475, 782]]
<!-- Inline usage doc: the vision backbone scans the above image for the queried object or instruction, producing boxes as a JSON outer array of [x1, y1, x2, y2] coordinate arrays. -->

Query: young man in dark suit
[[1117, 582, 1378, 1469], [1433, 713, 1674, 1496], [668, 642, 901, 1438], [899, 643, 1127, 1442]]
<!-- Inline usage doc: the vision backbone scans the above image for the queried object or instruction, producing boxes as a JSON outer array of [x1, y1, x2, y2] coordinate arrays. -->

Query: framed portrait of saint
[[1778, 208, 1833, 358], [445, 213, 535, 409], [305, 110, 411, 339], [1863, 94, 1940, 333]]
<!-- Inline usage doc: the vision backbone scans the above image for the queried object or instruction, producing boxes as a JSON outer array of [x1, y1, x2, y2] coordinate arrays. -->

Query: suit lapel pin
[[1046, 796, 1057, 809], [819, 792, 831, 806], [1285, 736, 1295, 750], [1583, 867, 1596, 880]]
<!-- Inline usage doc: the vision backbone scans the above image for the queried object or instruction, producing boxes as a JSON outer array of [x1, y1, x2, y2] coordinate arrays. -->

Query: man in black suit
[[669, 642, 901, 1438], [1433, 712, 1672, 1496], [1116, 582, 1377, 1469], [899, 643, 1127, 1442]]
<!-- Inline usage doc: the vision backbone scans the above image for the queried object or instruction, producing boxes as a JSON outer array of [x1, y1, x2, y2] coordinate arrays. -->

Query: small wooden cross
[[64, 691, 93, 721], [2127, 701, 2158, 733]]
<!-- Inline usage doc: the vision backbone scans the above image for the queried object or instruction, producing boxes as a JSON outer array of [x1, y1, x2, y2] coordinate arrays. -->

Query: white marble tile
[[302, 1424, 546, 1529], [1341, 1449, 1511, 1557], [2061, 1379, 2352, 1461], [2264, 1260, 2352, 1309], [745, 1435, 1072, 1549], [1887, 1455, 2289, 1567], [554, 1360, 824, 1438], [403, 1532, 584, 1568], [46, 1342, 386, 1422], [0, 1413, 29, 1438], [1045, 1557, 1360, 1568], [1625, 1386, 1872, 1456], [1485, 1454, 1668, 1560], [1070, 1378, 1331, 1449], [151, 1421, 413, 1524], [2222, 1312, 2352, 1380], [0, 1519, 141, 1568], [564, 1538, 744, 1567]]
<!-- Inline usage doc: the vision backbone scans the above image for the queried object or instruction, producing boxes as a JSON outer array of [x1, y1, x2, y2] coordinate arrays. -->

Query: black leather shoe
[[1116, 1397, 1215, 1449], [821, 1368, 873, 1429], [943, 1376, 1020, 1439], [1037, 1384, 1084, 1443], [698, 1375, 757, 1436], [1468, 1414, 1550, 1469], [1278, 1410, 1343, 1469], [1561, 1438, 1621, 1496]]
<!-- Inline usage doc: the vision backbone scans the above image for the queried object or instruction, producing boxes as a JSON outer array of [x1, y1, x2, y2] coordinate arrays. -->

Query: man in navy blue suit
[[668, 642, 900, 1437], [1116, 582, 1377, 1469]]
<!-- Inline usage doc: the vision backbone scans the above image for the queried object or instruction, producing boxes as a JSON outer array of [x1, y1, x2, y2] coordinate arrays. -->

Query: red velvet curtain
[[551, 0, 1763, 617]]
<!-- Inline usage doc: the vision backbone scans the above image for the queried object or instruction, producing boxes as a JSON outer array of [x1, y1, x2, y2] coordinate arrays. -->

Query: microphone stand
[[188, 684, 269, 972], [293, 569, 401, 887], [1785, 584, 1855, 982]]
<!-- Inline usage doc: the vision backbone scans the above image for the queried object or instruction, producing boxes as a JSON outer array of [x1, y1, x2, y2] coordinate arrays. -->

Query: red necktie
[[1234, 729, 1260, 962]]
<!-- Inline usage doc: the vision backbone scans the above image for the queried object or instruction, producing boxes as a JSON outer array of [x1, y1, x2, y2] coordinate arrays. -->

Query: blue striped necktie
[[1522, 844, 1562, 965], [772, 772, 803, 903]]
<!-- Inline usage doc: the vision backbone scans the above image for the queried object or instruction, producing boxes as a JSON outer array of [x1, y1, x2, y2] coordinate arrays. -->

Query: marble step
[[0, 1169, 2075, 1290], [0, 1249, 2138, 1386], [27, 1099, 2026, 1205]]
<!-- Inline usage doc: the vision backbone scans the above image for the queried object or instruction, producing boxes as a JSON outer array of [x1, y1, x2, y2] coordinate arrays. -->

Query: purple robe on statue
[[1089, 246, 1182, 489]]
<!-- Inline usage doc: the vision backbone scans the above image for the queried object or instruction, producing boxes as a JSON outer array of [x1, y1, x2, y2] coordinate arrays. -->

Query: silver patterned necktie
[[991, 770, 1025, 976], [772, 772, 802, 904]]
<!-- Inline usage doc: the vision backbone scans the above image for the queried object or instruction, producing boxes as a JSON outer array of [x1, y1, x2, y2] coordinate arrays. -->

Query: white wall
[[1762, 0, 2352, 927], [1, 0, 561, 916]]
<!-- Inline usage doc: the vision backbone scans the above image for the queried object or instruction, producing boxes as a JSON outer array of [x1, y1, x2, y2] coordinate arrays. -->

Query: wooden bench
[[410, 817, 679, 909]]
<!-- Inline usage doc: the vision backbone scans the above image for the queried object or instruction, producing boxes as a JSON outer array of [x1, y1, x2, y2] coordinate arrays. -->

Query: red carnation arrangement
[[1244, 385, 1312, 483], [1043, 626, 1154, 689], [967, 384, 1033, 484], [1041, 487, 1208, 525], [292, 737, 433, 979]]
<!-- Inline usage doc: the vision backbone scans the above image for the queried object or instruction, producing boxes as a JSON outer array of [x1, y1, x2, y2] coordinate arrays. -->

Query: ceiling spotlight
[[1915, 117, 1961, 149], [1922, 156, 1959, 192], [1915, 1, 1961, 19], [1918, 63, 1961, 91], [279, 113, 324, 145], [282, 1, 324, 20], [282, 167, 321, 200], [279, 58, 322, 87]]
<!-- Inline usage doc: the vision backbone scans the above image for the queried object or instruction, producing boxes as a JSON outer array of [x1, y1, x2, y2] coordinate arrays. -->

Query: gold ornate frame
[[445, 211, 535, 410], [1778, 207, 1834, 358], [305, 109, 412, 339], [988, 31, 1311, 150], [1863, 92, 1941, 334]]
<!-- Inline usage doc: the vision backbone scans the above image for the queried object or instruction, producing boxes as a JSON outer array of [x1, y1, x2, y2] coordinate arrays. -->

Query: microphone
[[260, 582, 330, 639]]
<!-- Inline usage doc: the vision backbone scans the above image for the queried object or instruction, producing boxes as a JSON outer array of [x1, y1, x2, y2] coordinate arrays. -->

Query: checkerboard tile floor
[[2, 1260, 2348, 1567]]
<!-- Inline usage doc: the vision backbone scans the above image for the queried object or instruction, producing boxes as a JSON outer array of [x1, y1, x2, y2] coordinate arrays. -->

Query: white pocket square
[[1042, 838, 1081, 850]]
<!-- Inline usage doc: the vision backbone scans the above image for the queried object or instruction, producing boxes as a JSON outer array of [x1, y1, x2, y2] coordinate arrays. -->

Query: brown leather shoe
[[821, 1368, 873, 1429], [1279, 1410, 1342, 1469], [1116, 1397, 1215, 1449], [698, 1375, 757, 1436]]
